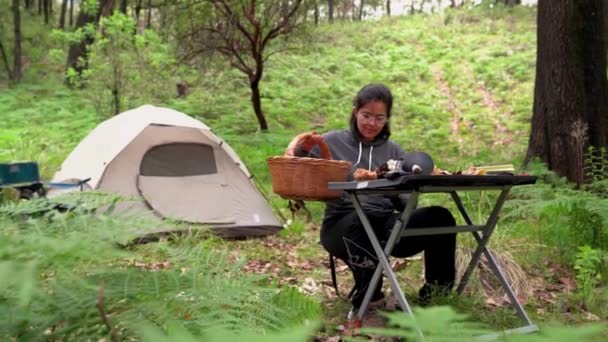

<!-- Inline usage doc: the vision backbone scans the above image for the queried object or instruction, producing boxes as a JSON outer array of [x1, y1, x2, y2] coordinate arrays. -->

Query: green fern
[[0, 193, 322, 340], [505, 165, 608, 266], [585, 146, 608, 182], [359, 306, 605, 342]]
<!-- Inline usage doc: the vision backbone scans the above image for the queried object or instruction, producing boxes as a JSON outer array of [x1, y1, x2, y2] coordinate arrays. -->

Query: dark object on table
[[376, 151, 435, 179]]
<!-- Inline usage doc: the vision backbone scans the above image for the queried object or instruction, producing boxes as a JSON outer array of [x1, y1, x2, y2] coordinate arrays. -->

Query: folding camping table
[[328, 174, 539, 338]]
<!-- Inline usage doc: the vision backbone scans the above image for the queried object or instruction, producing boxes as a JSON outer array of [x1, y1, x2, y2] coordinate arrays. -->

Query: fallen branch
[[96, 279, 120, 342]]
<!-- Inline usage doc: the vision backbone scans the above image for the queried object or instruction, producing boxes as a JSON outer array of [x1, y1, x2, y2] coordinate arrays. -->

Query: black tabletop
[[328, 174, 537, 191]]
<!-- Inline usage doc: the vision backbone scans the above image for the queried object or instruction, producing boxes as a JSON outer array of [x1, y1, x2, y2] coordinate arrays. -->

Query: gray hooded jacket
[[308, 123, 408, 225]]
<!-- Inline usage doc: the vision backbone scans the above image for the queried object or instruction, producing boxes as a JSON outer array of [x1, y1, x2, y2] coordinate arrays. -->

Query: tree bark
[[146, 0, 152, 29], [65, 11, 96, 82], [12, 0, 22, 83], [386, 0, 391, 16], [112, 64, 121, 115], [525, 0, 608, 185], [43, 0, 49, 24], [250, 78, 268, 131], [135, 0, 143, 27], [605, 0, 608, 56], [69, 0, 74, 27], [59, 0, 68, 29], [65, 0, 115, 84], [358, 0, 364, 20], [0, 39, 12, 80], [328, 0, 334, 22], [314, 2, 319, 24], [120, 0, 128, 14]]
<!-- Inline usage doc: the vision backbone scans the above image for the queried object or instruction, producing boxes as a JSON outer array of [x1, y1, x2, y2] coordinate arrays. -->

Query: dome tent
[[53, 105, 281, 238]]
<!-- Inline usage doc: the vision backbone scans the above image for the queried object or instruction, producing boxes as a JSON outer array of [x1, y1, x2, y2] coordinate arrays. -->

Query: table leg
[[351, 192, 419, 320], [450, 190, 536, 328], [453, 189, 509, 294]]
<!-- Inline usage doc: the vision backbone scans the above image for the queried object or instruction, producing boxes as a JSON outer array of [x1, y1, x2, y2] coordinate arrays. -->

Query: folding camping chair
[[0, 162, 90, 200]]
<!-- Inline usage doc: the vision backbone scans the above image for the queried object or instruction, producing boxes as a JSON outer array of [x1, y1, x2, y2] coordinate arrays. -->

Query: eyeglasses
[[358, 111, 388, 125]]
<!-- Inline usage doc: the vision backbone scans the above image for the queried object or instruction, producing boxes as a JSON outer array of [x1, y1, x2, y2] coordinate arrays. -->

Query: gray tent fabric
[[139, 143, 218, 177], [137, 175, 236, 224], [52, 105, 282, 238]]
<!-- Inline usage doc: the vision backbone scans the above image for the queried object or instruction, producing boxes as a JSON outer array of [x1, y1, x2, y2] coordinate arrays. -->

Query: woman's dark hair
[[350, 83, 393, 141]]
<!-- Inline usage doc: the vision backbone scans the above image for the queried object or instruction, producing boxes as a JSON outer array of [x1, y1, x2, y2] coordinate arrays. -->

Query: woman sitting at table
[[285, 83, 457, 310]]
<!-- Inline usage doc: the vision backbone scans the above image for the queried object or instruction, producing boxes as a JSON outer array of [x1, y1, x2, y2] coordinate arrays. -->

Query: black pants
[[320, 206, 457, 308]]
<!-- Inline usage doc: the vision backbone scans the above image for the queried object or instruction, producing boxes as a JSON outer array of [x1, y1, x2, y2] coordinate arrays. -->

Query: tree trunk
[[135, 0, 142, 28], [38, 0, 42, 15], [248, 54, 268, 131], [0, 40, 13, 80], [66, 11, 95, 83], [328, 0, 334, 22], [120, 0, 128, 14], [605, 0, 608, 56], [69, 0, 74, 26], [112, 64, 121, 115], [65, 0, 115, 84], [314, 2, 319, 24], [100, 0, 116, 17], [250, 78, 268, 131], [386, 0, 391, 16], [146, 0, 152, 28], [12, 0, 22, 83], [358, 0, 364, 20], [159, 0, 168, 34], [43, 0, 49, 24], [505, 0, 521, 6], [525, 0, 608, 186], [24, 0, 30, 10], [59, 0, 68, 29]]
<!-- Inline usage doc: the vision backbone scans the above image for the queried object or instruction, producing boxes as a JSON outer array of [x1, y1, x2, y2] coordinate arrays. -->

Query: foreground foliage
[[0, 193, 321, 340]]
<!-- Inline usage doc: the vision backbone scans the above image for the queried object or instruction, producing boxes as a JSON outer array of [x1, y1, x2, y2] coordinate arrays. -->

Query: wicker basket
[[267, 139, 351, 201]]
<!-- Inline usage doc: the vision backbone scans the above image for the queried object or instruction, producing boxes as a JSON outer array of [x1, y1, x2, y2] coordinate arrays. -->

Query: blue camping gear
[[0, 162, 90, 199]]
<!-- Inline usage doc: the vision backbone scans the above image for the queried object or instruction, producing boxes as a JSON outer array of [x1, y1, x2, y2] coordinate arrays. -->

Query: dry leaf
[[559, 277, 577, 291], [485, 296, 499, 307], [391, 259, 409, 272], [583, 311, 600, 321]]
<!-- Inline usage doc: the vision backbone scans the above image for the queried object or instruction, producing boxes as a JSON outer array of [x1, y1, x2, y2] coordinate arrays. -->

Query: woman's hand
[[354, 168, 378, 181]]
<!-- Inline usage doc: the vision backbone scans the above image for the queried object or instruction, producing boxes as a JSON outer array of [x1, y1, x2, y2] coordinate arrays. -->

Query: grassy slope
[[1, 5, 536, 179], [5, 3, 606, 337], [1, 4, 537, 226]]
